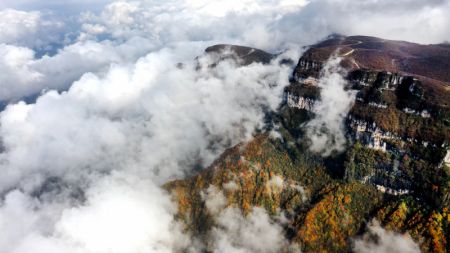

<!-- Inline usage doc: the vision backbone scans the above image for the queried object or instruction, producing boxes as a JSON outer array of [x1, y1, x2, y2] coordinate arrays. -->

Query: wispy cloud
[[305, 56, 355, 156], [353, 220, 421, 253]]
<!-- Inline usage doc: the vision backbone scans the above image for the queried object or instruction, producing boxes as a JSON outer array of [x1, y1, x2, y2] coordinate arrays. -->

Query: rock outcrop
[[293, 57, 323, 80], [348, 69, 405, 90], [285, 92, 315, 111]]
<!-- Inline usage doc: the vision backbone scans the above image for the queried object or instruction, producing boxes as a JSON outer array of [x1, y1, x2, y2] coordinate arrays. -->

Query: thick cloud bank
[[0, 8, 66, 49], [0, 39, 152, 102], [0, 174, 189, 253], [0, 41, 296, 252], [285, 0, 450, 45]]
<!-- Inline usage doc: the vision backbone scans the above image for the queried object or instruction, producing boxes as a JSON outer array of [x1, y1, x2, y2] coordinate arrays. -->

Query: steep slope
[[165, 37, 449, 253], [165, 133, 386, 252]]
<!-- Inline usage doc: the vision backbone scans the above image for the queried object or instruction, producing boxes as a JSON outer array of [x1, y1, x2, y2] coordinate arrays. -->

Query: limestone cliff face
[[348, 69, 406, 90], [293, 58, 322, 80], [348, 69, 378, 86], [294, 60, 420, 93], [288, 37, 449, 218], [283, 76, 319, 113], [285, 92, 315, 111]]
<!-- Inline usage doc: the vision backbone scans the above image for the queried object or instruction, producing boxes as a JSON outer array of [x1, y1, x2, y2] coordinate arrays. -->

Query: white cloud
[[54, 174, 187, 253], [78, 0, 311, 50], [0, 38, 153, 102], [0, 44, 42, 100], [281, 0, 450, 44], [0, 47, 295, 190], [61, 0, 450, 47], [202, 185, 228, 215], [183, 0, 308, 17], [200, 187, 300, 252], [266, 175, 284, 189], [210, 207, 299, 253], [223, 180, 239, 191], [305, 57, 355, 156], [0, 9, 65, 50], [353, 220, 421, 253], [0, 9, 41, 44], [0, 173, 190, 253], [0, 0, 114, 12]]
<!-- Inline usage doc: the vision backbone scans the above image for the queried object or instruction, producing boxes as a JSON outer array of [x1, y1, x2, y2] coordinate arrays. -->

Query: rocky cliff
[[165, 37, 450, 253]]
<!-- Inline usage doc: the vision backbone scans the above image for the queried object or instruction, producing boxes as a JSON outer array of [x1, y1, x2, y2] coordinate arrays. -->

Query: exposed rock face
[[444, 150, 450, 167], [285, 92, 315, 111], [293, 57, 322, 80], [375, 184, 410, 195], [368, 102, 388, 109], [403, 107, 431, 118], [349, 118, 398, 140], [282, 80, 320, 112], [348, 117, 398, 152], [288, 39, 449, 213], [378, 72, 404, 89], [348, 69, 379, 86], [348, 70, 405, 90]]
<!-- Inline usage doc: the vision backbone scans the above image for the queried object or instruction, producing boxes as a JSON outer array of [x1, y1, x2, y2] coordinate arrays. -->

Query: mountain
[[165, 36, 449, 253], [204, 44, 276, 65], [301, 34, 450, 83], [296, 35, 450, 109]]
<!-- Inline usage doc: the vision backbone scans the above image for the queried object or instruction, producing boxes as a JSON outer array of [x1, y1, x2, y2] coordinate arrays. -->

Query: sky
[[0, 0, 448, 252]]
